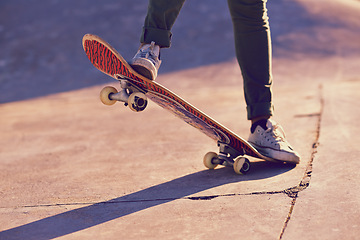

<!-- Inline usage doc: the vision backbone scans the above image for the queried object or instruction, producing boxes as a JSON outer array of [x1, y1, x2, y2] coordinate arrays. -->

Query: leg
[[130, 0, 185, 80], [141, 0, 186, 48], [227, 0, 273, 120], [228, 0, 300, 163]]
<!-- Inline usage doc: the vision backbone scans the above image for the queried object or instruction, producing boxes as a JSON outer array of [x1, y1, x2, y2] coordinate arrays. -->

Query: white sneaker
[[248, 119, 300, 164], [129, 41, 161, 80]]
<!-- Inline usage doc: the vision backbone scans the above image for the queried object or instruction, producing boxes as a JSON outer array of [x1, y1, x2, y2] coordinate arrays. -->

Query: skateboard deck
[[82, 34, 283, 174]]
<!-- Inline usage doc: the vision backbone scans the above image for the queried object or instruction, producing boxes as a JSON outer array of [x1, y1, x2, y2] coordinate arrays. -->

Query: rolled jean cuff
[[141, 27, 172, 48], [247, 102, 274, 120]]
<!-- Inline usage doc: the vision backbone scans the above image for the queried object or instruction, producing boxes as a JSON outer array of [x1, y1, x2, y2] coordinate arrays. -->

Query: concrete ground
[[1, 0, 360, 239]]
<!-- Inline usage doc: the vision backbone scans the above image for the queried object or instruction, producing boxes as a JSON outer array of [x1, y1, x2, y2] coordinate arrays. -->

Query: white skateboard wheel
[[233, 157, 250, 175], [128, 92, 148, 112], [100, 86, 118, 105], [203, 152, 219, 170]]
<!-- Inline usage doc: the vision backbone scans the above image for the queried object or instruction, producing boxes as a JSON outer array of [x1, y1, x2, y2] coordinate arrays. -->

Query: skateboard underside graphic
[[83, 34, 285, 174]]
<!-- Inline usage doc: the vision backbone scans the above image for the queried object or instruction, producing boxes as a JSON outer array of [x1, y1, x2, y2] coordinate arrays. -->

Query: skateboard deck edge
[[82, 33, 285, 164]]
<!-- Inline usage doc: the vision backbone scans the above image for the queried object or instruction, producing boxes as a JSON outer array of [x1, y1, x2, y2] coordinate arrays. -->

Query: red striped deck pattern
[[83, 34, 267, 160]]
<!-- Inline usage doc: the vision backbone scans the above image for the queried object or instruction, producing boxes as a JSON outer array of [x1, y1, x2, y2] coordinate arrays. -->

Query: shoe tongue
[[141, 42, 160, 57], [266, 119, 274, 129]]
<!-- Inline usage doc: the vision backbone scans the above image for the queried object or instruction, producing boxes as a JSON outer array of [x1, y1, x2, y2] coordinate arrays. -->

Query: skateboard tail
[[82, 34, 152, 85]]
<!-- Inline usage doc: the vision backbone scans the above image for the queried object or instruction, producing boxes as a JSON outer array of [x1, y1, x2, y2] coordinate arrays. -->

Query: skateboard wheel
[[203, 152, 219, 170], [128, 92, 148, 112], [100, 86, 118, 105], [233, 157, 251, 175]]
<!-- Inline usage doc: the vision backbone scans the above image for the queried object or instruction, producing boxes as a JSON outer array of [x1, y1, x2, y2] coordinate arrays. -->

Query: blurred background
[[0, 0, 359, 103]]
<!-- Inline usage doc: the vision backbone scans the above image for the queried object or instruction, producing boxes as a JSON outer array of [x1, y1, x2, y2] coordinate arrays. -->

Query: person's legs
[[141, 0, 186, 48], [228, 0, 300, 163], [130, 0, 185, 79], [227, 0, 273, 121]]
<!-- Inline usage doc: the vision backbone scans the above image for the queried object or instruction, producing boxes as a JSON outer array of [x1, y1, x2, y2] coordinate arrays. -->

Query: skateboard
[[82, 34, 283, 174]]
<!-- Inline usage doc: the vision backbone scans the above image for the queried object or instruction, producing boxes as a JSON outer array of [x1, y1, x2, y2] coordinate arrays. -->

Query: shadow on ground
[[0, 162, 294, 239]]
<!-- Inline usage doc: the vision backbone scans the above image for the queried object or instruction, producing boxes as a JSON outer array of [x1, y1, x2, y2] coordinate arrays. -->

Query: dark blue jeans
[[141, 0, 273, 120]]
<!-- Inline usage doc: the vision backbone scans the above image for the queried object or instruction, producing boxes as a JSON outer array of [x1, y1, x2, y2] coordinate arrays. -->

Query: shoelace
[[138, 42, 158, 65], [264, 123, 286, 145]]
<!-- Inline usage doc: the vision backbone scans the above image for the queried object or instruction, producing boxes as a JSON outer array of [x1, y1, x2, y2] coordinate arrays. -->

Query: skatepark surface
[[1, 0, 360, 239]]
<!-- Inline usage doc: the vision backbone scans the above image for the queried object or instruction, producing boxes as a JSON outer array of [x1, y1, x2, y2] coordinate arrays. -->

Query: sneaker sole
[[130, 59, 157, 80]]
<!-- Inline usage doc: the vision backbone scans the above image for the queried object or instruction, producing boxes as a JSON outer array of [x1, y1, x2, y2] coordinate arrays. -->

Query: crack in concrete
[[0, 190, 292, 210], [2, 191, 285, 209], [2, 189, 294, 210], [279, 84, 324, 239]]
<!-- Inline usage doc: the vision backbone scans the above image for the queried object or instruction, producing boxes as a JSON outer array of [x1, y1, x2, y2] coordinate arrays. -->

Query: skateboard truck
[[99, 77, 148, 112], [203, 142, 251, 174]]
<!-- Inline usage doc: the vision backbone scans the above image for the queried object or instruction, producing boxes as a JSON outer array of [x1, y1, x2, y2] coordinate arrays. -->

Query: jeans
[[140, 0, 274, 120]]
